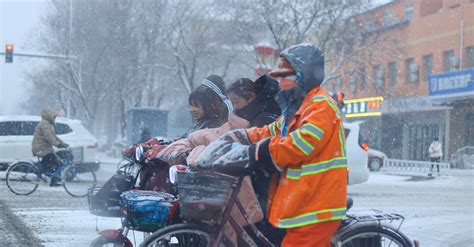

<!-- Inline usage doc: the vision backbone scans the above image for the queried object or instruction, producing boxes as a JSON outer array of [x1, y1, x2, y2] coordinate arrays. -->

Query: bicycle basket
[[87, 187, 122, 217], [120, 190, 177, 232], [176, 171, 236, 221], [87, 173, 134, 217]]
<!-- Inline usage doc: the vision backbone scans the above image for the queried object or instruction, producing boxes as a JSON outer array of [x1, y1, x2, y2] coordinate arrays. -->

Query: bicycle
[[6, 148, 97, 197], [141, 169, 419, 247], [89, 146, 180, 247]]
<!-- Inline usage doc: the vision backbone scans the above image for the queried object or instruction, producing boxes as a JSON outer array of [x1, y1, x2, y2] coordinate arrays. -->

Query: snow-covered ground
[[1, 157, 473, 246], [0, 155, 136, 246], [348, 169, 474, 246]]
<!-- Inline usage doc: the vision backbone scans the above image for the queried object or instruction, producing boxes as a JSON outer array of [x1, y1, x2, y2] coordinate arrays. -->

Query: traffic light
[[5, 44, 13, 63]]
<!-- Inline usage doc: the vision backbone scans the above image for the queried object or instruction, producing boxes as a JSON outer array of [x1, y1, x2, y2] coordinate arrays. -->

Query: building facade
[[339, 0, 474, 161]]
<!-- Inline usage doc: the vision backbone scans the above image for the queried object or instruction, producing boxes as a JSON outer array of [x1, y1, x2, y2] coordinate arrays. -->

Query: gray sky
[[0, 0, 47, 115]]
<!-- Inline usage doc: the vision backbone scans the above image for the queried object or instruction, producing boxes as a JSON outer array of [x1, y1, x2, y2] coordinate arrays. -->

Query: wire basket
[[120, 190, 177, 232], [176, 171, 236, 221], [87, 186, 122, 218]]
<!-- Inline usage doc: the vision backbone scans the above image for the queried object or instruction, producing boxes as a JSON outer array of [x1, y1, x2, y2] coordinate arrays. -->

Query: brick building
[[338, 0, 474, 161]]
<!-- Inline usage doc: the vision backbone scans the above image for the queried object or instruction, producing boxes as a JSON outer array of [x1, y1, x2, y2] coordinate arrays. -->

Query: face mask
[[278, 75, 297, 90]]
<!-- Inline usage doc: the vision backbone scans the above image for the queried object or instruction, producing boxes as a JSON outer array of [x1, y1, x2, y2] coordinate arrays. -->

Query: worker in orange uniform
[[214, 43, 348, 247]]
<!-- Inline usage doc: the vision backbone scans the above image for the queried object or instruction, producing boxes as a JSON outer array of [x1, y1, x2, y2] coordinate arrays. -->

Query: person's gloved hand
[[247, 137, 281, 174], [58, 143, 69, 148], [218, 129, 251, 145], [211, 138, 281, 176], [212, 143, 252, 177], [194, 140, 234, 169], [156, 138, 192, 164]]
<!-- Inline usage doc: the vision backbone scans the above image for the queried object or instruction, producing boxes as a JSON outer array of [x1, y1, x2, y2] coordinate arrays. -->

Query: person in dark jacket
[[139, 127, 151, 143], [226, 75, 285, 244], [227, 75, 281, 128]]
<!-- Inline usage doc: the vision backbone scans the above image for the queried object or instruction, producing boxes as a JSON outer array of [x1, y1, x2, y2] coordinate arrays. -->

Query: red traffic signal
[[5, 44, 13, 63]]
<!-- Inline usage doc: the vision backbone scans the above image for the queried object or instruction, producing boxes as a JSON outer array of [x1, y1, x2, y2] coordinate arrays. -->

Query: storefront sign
[[429, 69, 474, 96], [342, 96, 384, 118]]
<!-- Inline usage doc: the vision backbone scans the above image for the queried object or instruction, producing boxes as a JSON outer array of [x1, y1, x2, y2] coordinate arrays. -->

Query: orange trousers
[[281, 220, 341, 247]]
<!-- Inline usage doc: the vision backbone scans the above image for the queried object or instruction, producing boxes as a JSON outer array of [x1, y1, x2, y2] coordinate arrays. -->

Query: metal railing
[[450, 146, 474, 169], [383, 158, 450, 176]]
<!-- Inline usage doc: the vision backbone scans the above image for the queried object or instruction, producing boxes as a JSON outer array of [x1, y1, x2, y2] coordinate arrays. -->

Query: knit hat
[[202, 75, 225, 95], [201, 75, 234, 112]]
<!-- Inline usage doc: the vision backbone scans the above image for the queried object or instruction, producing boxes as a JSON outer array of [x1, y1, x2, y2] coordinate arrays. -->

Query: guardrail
[[382, 158, 450, 176], [450, 146, 474, 169]]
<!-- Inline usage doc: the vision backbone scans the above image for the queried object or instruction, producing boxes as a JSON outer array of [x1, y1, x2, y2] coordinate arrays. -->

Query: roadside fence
[[382, 158, 450, 176]]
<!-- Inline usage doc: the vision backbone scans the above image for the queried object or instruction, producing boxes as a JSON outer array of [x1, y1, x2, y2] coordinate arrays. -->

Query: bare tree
[[28, 0, 398, 144], [228, 0, 401, 90]]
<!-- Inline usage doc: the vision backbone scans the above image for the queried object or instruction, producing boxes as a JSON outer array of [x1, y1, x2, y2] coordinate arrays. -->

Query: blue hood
[[275, 43, 325, 123]]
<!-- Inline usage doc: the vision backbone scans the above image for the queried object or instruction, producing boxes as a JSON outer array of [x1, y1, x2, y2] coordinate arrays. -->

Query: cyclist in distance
[[32, 108, 69, 186]]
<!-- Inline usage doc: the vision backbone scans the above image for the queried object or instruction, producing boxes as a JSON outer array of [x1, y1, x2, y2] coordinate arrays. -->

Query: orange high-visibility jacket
[[246, 86, 347, 229]]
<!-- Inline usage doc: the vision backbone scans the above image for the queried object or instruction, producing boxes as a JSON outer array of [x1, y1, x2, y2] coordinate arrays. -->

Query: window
[[359, 67, 366, 90], [420, 0, 442, 17], [443, 49, 459, 72], [408, 124, 439, 160], [467, 46, 474, 68], [388, 62, 397, 86], [405, 2, 414, 20], [373, 65, 384, 90], [422, 54, 433, 81], [405, 58, 419, 84], [0, 121, 20, 136], [19, 121, 38, 136], [55, 123, 73, 135]]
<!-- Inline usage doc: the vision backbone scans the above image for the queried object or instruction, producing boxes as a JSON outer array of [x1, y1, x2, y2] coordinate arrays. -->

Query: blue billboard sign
[[429, 69, 474, 96]]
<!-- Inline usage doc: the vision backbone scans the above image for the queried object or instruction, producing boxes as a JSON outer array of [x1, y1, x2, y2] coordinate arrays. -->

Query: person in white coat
[[428, 137, 443, 176]]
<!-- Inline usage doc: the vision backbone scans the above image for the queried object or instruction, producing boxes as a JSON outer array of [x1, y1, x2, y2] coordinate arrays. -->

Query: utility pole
[[0, 51, 78, 61], [1, 50, 82, 118]]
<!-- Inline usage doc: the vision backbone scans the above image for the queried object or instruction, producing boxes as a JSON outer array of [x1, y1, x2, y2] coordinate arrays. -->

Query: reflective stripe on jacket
[[246, 86, 347, 229]]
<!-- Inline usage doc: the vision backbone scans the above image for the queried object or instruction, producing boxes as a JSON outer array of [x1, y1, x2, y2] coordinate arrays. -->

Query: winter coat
[[157, 114, 265, 245], [429, 141, 443, 158], [182, 118, 223, 138], [158, 114, 248, 165], [247, 87, 347, 229], [246, 43, 347, 229], [32, 108, 67, 157], [235, 75, 281, 128]]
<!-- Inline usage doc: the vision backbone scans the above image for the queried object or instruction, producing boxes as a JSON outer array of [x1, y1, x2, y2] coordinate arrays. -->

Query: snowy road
[[348, 170, 474, 247], [1, 160, 473, 246]]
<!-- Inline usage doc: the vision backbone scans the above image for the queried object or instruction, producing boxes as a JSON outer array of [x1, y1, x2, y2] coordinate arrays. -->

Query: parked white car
[[343, 122, 370, 185], [0, 115, 100, 171]]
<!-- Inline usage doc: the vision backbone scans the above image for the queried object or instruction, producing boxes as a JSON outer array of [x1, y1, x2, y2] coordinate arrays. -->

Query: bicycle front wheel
[[62, 164, 97, 197], [90, 235, 132, 247], [6, 162, 40, 196], [141, 223, 212, 247], [334, 222, 413, 247]]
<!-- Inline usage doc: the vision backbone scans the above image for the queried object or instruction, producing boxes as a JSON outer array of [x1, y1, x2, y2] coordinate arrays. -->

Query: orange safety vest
[[246, 86, 347, 229]]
